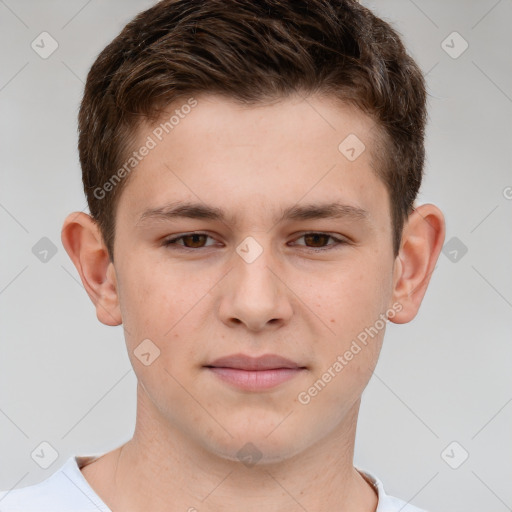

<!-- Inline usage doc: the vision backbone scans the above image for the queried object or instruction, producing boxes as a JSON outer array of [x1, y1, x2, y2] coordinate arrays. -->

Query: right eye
[[162, 232, 218, 250]]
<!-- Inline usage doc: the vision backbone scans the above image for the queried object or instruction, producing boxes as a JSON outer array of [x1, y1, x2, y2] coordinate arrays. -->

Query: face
[[111, 93, 399, 463]]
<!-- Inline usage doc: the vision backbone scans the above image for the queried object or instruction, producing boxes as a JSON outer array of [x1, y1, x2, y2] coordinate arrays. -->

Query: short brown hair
[[78, 0, 427, 262]]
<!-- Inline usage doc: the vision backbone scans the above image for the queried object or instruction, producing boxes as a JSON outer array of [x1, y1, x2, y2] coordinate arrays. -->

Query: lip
[[206, 353, 304, 371], [204, 353, 307, 392]]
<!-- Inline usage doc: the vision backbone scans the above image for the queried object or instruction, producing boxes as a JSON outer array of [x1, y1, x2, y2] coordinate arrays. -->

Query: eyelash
[[162, 232, 349, 252]]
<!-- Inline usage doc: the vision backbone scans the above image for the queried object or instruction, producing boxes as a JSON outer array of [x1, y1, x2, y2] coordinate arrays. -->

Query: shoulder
[[0, 455, 111, 512], [356, 467, 430, 512]]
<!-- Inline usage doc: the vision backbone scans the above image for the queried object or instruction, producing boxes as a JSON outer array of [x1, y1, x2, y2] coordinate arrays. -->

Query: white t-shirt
[[0, 453, 428, 511]]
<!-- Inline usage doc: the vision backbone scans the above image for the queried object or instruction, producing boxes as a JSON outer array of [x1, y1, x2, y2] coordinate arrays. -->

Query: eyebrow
[[137, 200, 370, 227]]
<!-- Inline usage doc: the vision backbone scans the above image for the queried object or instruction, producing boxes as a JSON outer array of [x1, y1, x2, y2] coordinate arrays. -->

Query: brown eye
[[180, 234, 208, 248], [163, 233, 214, 249], [303, 233, 331, 248], [293, 232, 348, 251]]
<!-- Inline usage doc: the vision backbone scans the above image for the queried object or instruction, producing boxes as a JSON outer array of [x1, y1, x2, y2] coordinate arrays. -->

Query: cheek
[[303, 258, 391, 395], [117, 256, 217, 353], [116, 260, 208, 404], [301, 269, 388, 412], [316, 262, 391, 338]]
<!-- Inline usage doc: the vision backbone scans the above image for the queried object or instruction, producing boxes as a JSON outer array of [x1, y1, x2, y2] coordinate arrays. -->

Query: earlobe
[[389, 203, 446, 324], [61, 212, 122, 326]]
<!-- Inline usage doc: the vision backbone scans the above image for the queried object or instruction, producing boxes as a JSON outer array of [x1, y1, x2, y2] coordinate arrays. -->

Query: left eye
[[292, 233, 347, 250], [162, 232, 347, 251]]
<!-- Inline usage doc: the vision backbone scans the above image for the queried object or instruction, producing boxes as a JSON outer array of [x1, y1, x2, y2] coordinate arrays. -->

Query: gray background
[[1, 1, 511, 511]]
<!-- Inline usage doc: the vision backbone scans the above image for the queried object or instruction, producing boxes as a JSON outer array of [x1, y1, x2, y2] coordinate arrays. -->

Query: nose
[[217, 240, 293, 332]]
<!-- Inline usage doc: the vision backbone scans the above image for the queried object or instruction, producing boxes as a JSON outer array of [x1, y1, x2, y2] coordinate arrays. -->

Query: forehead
[[117, 93, 389, 229]]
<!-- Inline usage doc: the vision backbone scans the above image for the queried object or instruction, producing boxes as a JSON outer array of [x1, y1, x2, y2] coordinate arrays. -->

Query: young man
[[0, 0, 445, 510]]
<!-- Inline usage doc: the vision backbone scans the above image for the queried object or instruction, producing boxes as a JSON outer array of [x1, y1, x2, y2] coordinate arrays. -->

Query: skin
[[62, 93, 445, 512]]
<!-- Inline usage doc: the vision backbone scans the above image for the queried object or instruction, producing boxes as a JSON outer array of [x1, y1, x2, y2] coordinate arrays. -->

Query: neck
[[81, 384, 378, 512]]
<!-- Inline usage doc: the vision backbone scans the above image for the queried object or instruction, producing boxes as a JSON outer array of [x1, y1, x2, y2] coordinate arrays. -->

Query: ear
[[389, 203, 445, 324], [61, 212, 122, 326]]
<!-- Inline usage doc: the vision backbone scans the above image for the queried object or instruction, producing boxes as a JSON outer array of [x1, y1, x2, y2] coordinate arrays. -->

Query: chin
[[200, 427, 312, 467]]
